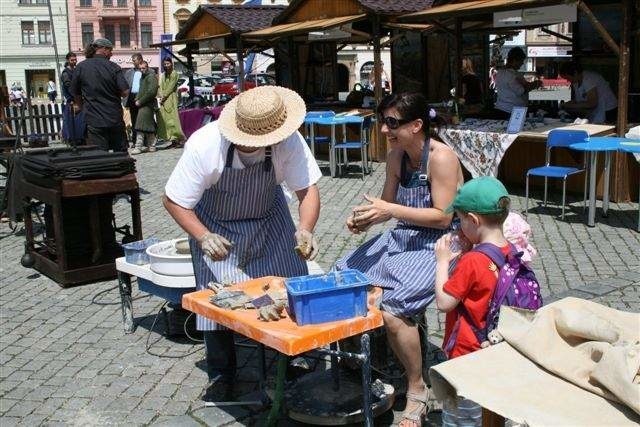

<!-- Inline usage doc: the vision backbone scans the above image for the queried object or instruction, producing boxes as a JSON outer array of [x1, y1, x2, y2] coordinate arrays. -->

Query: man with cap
[[70, 38, 129, 151], [163, 85, 321, 402]]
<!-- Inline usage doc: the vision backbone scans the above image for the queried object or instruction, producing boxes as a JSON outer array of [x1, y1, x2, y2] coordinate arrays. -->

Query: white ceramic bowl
[[146, 239, 194, 277]]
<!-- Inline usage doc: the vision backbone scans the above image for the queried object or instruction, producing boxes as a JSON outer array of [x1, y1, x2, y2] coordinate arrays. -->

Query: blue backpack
[[444, 243, 543, 357]]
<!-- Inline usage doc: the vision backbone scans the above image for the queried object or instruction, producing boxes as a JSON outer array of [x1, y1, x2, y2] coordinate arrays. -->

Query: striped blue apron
[[189, 145, 308, 330], [335, 146, 453, 317]]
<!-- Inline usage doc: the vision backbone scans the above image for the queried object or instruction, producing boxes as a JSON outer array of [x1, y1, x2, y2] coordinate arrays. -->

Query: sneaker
[[130, 147, 142, 155], [148, 146, 157, 152], [202, 377, 233, 403]]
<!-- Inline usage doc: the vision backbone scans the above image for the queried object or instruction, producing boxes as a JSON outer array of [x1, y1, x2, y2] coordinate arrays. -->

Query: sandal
[[399, 389, 429, 426]]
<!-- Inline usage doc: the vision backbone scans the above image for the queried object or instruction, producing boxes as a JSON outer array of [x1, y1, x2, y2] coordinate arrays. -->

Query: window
[[104, 24, 115, 45], [120, 24, 130, 47], [38, 21, 51, 44], [175, 8, 191, 31], [21, 21, 35, 45], [19, 0, 48, 4], [140, 23, 152, 48], [138, 0, 151, 6], [103, 0, 112, 6], [81, 23, 94, 48], [79, 0, 92, 7], [117, 0, 127, 6]]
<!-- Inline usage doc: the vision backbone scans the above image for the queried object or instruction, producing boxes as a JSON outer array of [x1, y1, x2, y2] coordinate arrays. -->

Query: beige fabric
[[429, 298, 640, 426]]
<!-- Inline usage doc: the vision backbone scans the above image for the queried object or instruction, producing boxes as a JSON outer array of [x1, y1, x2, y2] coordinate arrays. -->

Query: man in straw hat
[[164, 85, 321, 402]]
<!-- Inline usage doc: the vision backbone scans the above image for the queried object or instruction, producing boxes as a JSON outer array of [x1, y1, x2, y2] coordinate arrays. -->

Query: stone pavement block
[[190, 405, 250, 426], [151, 414, 203, 427], [4, 400, 39, 418], [0, 416, 20, 426]]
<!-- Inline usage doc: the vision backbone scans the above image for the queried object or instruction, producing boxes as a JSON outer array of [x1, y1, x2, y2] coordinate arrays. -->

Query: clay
[[174, 239, 191, 254]]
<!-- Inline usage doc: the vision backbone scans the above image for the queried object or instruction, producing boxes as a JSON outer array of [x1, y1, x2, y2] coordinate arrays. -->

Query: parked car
[[213, 73, 276, 97], [177, 75, 220, 98]]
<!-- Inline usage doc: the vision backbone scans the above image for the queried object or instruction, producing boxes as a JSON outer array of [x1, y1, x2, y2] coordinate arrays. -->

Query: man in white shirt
[[494, 47, 541, 119], [559, 62, 617, 124], [164, 86, 321, 403]]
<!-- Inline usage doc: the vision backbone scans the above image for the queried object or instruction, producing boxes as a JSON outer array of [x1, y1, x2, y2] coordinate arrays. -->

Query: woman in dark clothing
[[461, 58, 483, 112]]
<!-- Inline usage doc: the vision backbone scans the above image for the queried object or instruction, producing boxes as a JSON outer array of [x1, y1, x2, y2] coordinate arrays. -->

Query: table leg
[[360, 333, 373, 427], [330, 125, 336, 178], [602, 152, 611, 217], [118, 271, 135, 334], [310, 124, 316, 157], [330, 342, 339, 391], [266, 354, 287, 427], [587, 151, 598, 227]]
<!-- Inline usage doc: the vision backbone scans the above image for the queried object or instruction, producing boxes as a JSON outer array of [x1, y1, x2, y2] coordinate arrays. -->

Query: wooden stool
[[21, 173, 141, 286]]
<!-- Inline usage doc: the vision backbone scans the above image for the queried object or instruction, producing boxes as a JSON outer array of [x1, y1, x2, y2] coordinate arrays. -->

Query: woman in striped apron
[[164, 86, 321, 402], [335, 92, 463, 427]]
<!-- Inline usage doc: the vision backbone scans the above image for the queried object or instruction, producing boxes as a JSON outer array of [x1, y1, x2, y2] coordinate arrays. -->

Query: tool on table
[[209, 290, 252, 309]]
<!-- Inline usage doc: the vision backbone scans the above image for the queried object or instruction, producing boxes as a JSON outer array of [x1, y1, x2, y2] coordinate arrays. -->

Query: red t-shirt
[[442, 244, 511, 358]]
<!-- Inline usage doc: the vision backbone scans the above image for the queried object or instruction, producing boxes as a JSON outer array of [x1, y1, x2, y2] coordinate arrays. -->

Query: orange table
[[182, 276, 384, 426]]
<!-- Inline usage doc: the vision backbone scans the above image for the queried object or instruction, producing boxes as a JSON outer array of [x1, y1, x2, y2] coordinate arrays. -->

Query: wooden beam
[[612, 0, 632, 201], [455, 19, 463, 108], [236, 33, 245, 93], [372, 14, 385, 162], [577, 1, 620, 56]]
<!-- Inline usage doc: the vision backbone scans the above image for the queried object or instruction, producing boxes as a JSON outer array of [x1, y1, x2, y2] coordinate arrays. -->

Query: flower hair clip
[[428, 108, 436, 119]]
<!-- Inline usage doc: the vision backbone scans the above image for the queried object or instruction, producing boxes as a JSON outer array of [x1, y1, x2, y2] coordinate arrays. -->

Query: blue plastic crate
[[122, 238, 160, 265], [285, 269, 370, 326]]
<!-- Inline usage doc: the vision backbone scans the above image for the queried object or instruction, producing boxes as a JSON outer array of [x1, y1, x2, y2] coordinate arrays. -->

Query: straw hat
[[218, 86, 306, 148]]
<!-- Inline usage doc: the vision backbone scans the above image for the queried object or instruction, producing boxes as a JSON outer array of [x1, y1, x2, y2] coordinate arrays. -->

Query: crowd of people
[[59, 37, 185, 153]]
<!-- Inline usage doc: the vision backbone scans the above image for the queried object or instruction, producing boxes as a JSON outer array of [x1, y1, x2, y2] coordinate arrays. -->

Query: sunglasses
[[380, 115, 413, 130]]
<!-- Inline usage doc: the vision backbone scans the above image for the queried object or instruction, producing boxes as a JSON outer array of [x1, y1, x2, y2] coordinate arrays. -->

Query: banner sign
[[160, 33, 173, 64], [494, 4, 577, 28]]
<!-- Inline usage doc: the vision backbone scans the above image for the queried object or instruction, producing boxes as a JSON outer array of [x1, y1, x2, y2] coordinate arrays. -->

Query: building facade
[[0, 0, 70, 100], [67, 0, 164, 72]]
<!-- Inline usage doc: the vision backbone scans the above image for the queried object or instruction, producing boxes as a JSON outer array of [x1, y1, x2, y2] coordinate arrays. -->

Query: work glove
[[199, 232, 233, 260], [294, 229, 319, 261]]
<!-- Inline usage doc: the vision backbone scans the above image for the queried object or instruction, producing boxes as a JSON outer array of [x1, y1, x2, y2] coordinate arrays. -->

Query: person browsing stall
[[70, 38, 129, 151], [434, 177, 512, 427], [163, 86, 321, 403], [335, 92, 463, 427], [130, 60, 158, 155], [494, 47, 541, 119], [559, 62, 617, 124]]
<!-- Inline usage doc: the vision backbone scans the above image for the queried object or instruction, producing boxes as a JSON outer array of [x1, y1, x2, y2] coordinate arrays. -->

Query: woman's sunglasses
[[380, 115, 413, 129]]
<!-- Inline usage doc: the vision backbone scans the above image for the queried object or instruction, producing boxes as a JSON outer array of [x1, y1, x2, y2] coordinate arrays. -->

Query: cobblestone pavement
[[1, 147, 639, 426]]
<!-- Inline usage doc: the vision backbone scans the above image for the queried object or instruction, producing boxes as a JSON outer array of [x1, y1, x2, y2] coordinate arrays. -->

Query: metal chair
[[525, 129, 588, 219], [304, 111, 334, 156], [333, 116, 373, 179]]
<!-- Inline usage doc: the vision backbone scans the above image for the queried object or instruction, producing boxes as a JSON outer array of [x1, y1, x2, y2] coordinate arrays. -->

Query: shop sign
[[26, 61, 52, 68], [308, 24, 351, 41], [494, 4, 577, 28], [527, 46, 572, 57]]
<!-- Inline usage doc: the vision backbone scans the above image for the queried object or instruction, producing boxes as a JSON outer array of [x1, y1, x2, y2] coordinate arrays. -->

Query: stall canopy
[[150, 4, 285, 96]]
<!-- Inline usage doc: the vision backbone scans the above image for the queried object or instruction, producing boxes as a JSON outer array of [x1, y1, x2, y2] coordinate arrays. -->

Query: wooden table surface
[[182, 276, 384, 356]]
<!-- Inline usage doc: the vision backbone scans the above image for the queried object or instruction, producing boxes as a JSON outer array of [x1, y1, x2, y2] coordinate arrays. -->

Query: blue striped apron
[[189, 145, 308, 330], [335, 147, 453, 317]]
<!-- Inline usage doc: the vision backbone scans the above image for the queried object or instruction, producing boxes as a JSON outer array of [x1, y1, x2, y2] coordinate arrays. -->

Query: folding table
[[182, 276, 384, 426], [570, 137, 638, 227]]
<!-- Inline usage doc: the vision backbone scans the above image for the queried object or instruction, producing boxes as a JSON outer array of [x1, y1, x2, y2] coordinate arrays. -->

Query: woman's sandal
[[399, 389, 429, 426]]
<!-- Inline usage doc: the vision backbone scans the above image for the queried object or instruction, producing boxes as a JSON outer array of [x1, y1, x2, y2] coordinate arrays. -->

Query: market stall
[[242, 0, 435, 161], [399, 0, 639, 202]]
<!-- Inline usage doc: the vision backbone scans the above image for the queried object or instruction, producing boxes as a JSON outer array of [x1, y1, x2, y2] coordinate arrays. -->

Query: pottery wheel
[[285, 369, 395, 425]]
